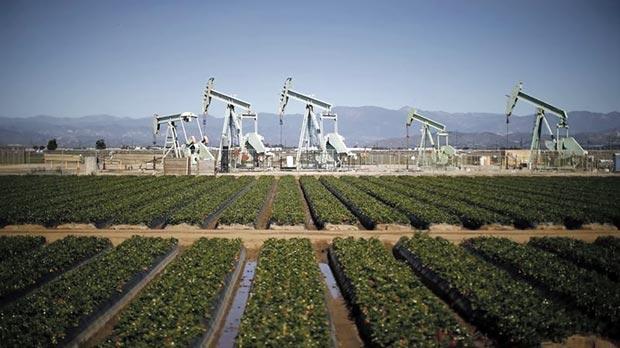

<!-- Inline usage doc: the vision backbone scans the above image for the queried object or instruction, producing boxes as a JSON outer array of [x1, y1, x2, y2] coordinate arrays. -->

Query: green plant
[[237, 239, 331, 347], [102, 238, 242, 347], [271, 176, 305, 226], [331, 237, 472, 347]]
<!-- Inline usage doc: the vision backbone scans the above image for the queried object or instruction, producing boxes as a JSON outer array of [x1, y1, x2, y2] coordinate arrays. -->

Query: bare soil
[[2, 227, 619, 248], [254, 180, 277, 229]]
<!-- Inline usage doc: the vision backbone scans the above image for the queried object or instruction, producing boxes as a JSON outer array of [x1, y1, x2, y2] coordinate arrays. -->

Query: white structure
[[153, 112, 214, 163], [203, 78, 268, 171], [506, 82, 586, 169], [277, 77, 350, 169]]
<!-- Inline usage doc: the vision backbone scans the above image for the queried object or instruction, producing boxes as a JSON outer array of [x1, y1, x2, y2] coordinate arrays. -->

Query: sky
[[1, 0, 619, 118]]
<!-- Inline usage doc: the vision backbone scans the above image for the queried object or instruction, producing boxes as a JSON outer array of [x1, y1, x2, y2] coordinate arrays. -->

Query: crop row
[[270, 176, 306, 226], [456, 177, 619, 226], [343, 176, 460, 228], [320, 176, 408, 229], [218, 176, 274, 226], [330, 237, 471, 347], [595, 236, 620, 252], [102, 238, 242, 347], [237, 238, 331, 347], [0, 236, 111, 302], [169, 176, 253, 226], [0, 235, 177, 346], [299, 176, 357, 228], [463, 237, 620, 337], [395, 234, 587, 346], [528, 237, 620, 281], [0, 235, 45, 262], [375, 177, 509, 229]]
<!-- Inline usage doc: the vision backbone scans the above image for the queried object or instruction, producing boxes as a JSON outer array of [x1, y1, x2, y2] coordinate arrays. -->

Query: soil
[[270, 224, 306, 230], [375, 223, 412, 231], [254, 180, 277, 229], [296, 177, 317, 230], [2, 227, 619, 247], [324, 224, 359, 231]]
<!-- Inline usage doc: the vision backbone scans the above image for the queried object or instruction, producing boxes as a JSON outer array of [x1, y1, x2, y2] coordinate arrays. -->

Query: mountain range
[[1, 106, 619, 149]]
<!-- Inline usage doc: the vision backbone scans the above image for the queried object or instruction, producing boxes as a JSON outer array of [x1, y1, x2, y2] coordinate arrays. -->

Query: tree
[[38, 145, 45, 151], [46, 139, 58, 151], [95, 139, 106, 150]]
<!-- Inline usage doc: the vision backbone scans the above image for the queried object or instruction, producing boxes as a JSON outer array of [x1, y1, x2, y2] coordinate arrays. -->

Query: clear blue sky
[[1, 0, 619, 118]]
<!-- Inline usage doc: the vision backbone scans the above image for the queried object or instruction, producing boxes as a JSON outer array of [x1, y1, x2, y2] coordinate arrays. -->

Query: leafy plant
[[320, 176, 409, 229], [0, 236, 177, 346], [102, 238, 242, 347], [219, 176, 274, 226], [0, 236, 111, 301], [0, 235, 45, 262], [464, 237, 620, 337], [271, 176, 305, 226], [237, 238, 331, 347], [529, 236, 620, 281], [331, 237, 472, 347], [396, 233, 588, 346], [299, 176, 357, 228]]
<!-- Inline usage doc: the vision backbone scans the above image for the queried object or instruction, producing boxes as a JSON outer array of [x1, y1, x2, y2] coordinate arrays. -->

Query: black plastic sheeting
[[300, 181, 325, 230], [321, 181, 374, 230], [0, 247, 112, 308], [201, 180, 256, 229], [59, 243, 179, 347], [393, 242, 509, 345], [327, 246, 377, 347], [190, 247, 246, 348]]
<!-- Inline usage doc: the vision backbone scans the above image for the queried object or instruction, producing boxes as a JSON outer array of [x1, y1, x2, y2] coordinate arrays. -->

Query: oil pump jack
[[406, 109, 456, 166], [506, 82, 586, 169], [203, 78, 268, 172], [277, 77, 350, 170], [153, 112, 214, 164]]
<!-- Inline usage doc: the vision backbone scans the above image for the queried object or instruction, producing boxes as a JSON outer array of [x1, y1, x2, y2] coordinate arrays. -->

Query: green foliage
[[299, 176, 356, 227], [219, 176, 274, 226], [95, 139, 106, 150], [0, 236, 177, 346], [46, 138, 57, 151], [331, 237, 472, 347], [0, 236, 111, 301], [320, 176, 409, 228], [271, 176, 305, 226], [103, 238, 242, 347], [169, 176, 253, 225], [237, 238, 331, 347], [344, 176, 460, 228], [464, 237, 620, 337], [595, 236, 620, 252], [529, 237, 620, 281], [0, 235, 45, 262], [397, 234, 587, 346]]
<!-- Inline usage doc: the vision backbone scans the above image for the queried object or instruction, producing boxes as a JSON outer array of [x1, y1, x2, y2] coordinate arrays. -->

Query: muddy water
[[217, 261, 257, 348], [319, 263, 342, 299]]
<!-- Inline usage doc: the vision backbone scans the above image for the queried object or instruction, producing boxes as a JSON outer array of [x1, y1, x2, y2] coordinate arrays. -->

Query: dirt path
[[297, 177, 317, 230], [254, 179, 277, 229], [2, 227, 618, 248]]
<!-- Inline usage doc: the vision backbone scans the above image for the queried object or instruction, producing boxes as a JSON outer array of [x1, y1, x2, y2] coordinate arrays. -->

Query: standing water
[[319, 263, 342, 299], [217, 261, 257, 348]]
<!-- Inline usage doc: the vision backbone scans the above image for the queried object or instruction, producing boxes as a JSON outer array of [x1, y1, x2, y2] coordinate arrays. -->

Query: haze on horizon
[[1, 0, 619, 119]]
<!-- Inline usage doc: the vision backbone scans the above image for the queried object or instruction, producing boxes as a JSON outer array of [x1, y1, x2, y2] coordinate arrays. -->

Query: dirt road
[[1, 226, 618, 248]]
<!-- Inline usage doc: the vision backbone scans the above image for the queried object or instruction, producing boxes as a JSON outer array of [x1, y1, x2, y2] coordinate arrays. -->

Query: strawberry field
[[0, 233, 617, 347], [1, 175, 618, 230]]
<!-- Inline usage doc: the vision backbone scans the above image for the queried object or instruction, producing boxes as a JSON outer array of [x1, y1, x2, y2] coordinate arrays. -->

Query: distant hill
[[0, 107, 619, 149]]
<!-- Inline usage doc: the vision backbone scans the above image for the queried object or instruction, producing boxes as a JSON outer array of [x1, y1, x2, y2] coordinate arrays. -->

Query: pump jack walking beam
[[406, 109, 448, 166], [505, 82, 583, 169], [203, 78, 260, 170], [278, 77, 341, 169]]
